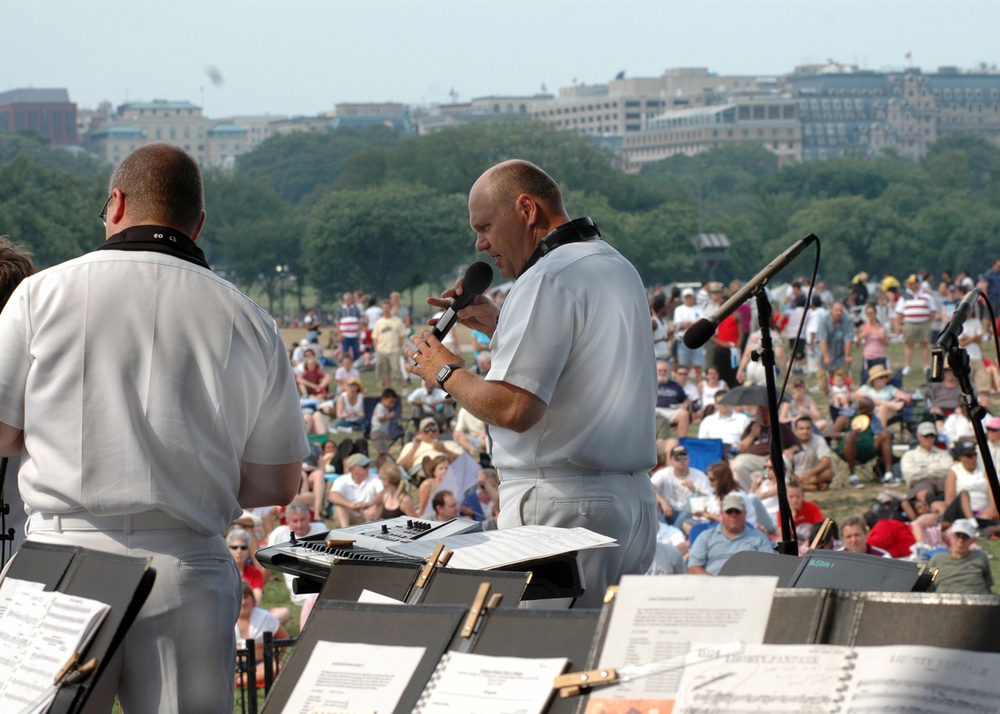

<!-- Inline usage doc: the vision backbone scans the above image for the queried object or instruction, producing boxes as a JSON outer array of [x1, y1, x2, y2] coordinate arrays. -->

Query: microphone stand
[[933, 342, 1000, 515], [755, 291, 797, 555]]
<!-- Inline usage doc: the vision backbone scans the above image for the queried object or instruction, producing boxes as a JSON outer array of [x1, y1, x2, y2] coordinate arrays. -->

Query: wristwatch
[[436, 363, 464, 390]]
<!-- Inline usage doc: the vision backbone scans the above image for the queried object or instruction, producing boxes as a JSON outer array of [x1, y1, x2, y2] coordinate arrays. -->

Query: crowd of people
[[5, 143, 998, 711]]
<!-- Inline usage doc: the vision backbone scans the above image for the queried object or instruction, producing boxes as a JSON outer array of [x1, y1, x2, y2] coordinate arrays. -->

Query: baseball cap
[[950, 518, 978, 539], [681, 287, 695, 298], [916, 422, 937, 437], [987, 416, 1000, 431], [670, 446, 688, 458], [721, 493, 745, 512], [952, 440, 977, 458], [345, 453, 372, 469], [419, 417, 439, 431], [793, 378, 805, 388]]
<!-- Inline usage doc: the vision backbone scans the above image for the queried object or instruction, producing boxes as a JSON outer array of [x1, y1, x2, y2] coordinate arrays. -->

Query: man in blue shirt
[[688, 493, 774, 575]]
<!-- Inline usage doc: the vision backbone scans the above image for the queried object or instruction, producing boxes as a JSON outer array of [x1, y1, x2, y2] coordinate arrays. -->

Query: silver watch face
[[437, 365, 452, 385]]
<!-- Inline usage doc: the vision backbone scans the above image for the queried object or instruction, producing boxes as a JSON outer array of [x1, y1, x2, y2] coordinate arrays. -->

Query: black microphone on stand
[[931, 287, 983, 381], [431, 261, 494, 340], [683, 234, 818, 350]]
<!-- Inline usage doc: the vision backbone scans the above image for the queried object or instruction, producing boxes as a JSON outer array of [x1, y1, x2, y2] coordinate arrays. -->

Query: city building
[[0, 88, 78, 145]]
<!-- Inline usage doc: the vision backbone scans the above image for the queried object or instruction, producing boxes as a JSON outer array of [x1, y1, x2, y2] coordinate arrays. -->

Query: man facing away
[[406, 159, 658, 608], [0, 144, 308, 713]]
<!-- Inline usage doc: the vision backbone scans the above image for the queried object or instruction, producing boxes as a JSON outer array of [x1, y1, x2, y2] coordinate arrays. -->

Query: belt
[[499, 466, 636, 480], [28, 510, 191, 535]]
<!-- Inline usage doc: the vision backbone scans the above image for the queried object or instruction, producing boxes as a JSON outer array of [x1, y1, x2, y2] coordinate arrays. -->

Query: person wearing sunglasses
[[0, 144, 308, 712], [688, 492, 774, 576], [396, 416, 461, 477]]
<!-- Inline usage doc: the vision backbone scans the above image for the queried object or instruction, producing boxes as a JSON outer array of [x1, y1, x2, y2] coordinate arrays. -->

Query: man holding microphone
[[406, 159, 657, 608]]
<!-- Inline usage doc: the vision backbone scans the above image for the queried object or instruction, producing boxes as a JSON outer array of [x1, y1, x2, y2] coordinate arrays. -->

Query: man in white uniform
[[408, 159, 657, 608], [0, 144, 308, 713]]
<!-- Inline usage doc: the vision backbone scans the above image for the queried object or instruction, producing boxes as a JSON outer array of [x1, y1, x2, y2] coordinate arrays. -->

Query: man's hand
[[428, 277, 500, 338]]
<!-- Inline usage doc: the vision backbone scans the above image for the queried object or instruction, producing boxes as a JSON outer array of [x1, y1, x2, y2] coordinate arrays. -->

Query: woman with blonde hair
[[371, 462, 417, 519]]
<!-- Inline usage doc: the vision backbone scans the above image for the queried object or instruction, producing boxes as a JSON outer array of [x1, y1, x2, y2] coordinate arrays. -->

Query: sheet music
[[388, 525, 615, 570], [840, 645, 1000, 713], [673, 644, 851, 713], [585, 575, 777, 713], [415, 651, 568, 714], [0, 577, 110, 714], [281, 640, 424, 714]]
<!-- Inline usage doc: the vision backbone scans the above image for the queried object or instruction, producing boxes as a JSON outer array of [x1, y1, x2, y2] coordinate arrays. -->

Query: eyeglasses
[[99, 194, 113, 226], [672, 453, 688, 459], [676, 371, 688, 377], [724, 509, 744, 515], [229, 544, 249, 551], [422, 426, 439, 433]]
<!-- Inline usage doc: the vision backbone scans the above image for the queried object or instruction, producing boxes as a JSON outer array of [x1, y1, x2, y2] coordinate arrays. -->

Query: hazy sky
[[4, 0, 998, 119]]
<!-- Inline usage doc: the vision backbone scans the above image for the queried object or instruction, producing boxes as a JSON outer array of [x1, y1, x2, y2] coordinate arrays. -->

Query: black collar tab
[[96, 225, 211, 270]]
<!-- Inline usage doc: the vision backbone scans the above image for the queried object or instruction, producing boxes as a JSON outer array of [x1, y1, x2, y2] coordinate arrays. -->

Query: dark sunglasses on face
[[422, 426, 439, 433], [229, 544, 249, 551], [724, 509, 743, 515]]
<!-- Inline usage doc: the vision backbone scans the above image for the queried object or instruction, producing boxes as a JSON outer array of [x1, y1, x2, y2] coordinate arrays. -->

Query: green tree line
[[2, 125, 999, 312]]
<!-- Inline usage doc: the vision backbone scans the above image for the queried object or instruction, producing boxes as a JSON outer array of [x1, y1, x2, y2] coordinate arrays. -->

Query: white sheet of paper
[[281, 640, 425, 714], [357, 589, 404, 605], [673, 644, 852, 713], [839, 645, 1000, 714], [0, 578, 110, 714], [388, 525, 615, 570], [591, 575, 777, 703], [416, 651, 567, 714]]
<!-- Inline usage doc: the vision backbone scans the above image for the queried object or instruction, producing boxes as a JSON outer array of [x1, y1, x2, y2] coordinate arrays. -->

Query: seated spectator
[[460, 468, 500, 525], [682, 460, 762, 532], [786, 416, 834, 491], [929, 519, 993, 594], [266, 502, 326, 625], [697, 390, 750, 456], [408, 379, 455, 431], [986, 416, 1000, 468], [786, 481, 825, 541], [333, 377, 367, 433], [235, 581, 289, 689], [655, 360, 691, 450], [370, 462, 417, 520], [370, 388, 400, 459], [227, 526, 290, 624], [650, 445, 713, 525], [687, 493, 774, 575], [416, 455, 451, 519], [828, 396, 893, 488], [900, 422, 953, 488], [396, 417, 462, 478], [452, 406, 488, 459], [943, 440, 998, 528], [942, 403, 976, 448], [924, 365, 963, 431], [737, 329, 787, 387], [327, 454, 383, 528], [867, 516, 917, 558], [751, 460, 782, 527], [828, 373, 853, 412], [699, 366, 728, 416], [296, 350, 331, 398], [334, 352, 361, 394], [432, 489, 460, 521], [780, 378, 828, 432], [731, 405, 797, 492], [673, 366, 702, 416], [854, 364, 912, 430], [470, 350, 492, 377], [839, 515, 889, 557]]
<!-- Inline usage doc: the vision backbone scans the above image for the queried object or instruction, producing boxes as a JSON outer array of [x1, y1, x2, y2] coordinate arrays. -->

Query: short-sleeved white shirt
[[0, 250, 309, 535], [487, 240, 656, 472], [329, 472, 383, 504]]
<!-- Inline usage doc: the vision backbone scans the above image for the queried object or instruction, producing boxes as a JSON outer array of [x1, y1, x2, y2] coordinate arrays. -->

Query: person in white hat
[[327, 453, 383, 527], [854, 363, 912, 429], [673, 287, 706, 383], [900, 421, 954, 490], [929, 518, 993, 594]]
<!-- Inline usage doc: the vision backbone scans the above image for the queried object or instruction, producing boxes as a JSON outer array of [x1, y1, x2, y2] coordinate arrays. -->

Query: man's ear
[[190, 210, 206, 241], [514, 193, 538, 225]]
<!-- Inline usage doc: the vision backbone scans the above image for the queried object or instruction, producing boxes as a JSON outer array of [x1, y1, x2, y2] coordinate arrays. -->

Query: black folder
[[2, 540, 155, 714]]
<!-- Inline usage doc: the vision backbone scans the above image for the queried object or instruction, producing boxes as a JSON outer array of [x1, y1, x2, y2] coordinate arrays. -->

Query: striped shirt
[[895, 290, 936, 323]]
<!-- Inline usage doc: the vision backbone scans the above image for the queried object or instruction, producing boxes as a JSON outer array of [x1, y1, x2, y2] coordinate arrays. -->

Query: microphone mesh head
[[464, 261, 494, 296]]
